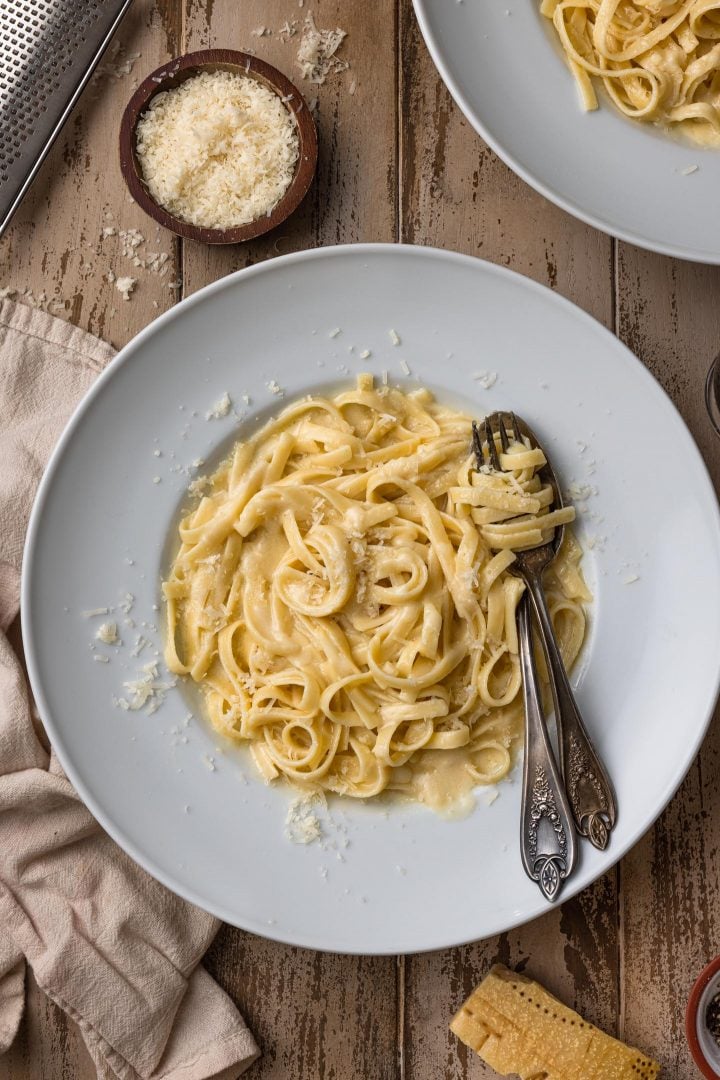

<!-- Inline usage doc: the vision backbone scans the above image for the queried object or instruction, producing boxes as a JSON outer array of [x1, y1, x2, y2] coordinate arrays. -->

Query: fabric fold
[[0, 299, 259, 1079]]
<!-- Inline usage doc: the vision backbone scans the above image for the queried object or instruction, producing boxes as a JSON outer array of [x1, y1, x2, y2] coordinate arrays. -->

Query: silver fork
[[472, 412, 616, 851]]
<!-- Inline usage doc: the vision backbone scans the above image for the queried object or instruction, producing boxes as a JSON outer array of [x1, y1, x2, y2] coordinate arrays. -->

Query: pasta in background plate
[[163, 376, 591, 813], [542, 0, 720, 145]]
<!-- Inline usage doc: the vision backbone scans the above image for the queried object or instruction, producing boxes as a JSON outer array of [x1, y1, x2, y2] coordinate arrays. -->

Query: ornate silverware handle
[[518, 594, 577, 902], [523, 572, 617, 850]]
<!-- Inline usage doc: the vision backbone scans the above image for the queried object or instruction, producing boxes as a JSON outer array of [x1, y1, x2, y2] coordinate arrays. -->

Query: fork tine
[[484, 416, 501, 470], [471, 420, 484, 469], [497, 413, 510, 454], [509, 412, 522, 443]]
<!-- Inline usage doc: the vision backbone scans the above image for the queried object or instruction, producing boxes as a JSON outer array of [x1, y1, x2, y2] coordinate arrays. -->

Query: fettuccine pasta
[[163, 376, 590, 811], [541, 0, 720, 145]]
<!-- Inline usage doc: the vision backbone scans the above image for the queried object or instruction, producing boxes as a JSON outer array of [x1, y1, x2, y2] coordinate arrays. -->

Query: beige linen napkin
[[0, 299, 260, 1080]]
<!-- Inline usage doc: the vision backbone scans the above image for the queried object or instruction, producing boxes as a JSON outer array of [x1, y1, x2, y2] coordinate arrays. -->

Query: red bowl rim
[[686, 954, 720, 1078]]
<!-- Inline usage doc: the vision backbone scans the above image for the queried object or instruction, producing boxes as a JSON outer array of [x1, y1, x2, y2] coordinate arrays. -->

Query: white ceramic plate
[[412, 0, 720, 263], [22, 245, 720, 954]]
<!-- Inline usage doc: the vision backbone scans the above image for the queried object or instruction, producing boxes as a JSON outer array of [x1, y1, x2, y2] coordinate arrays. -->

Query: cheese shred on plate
[[135, 71, 300, 230]]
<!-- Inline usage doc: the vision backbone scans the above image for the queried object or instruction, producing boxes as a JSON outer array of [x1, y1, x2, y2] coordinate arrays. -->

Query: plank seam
[[397, 955, 406, 1079]]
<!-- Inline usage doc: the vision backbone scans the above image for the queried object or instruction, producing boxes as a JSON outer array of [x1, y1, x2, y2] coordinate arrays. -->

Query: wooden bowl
[[119, 49, 318, 245]]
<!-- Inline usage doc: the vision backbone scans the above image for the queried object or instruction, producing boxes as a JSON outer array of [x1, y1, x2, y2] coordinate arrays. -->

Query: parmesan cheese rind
[[450, 965, 660, 1079]]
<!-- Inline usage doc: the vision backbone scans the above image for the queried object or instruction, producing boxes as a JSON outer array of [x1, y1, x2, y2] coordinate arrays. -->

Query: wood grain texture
[[204, 927, 399, 1080], [2, 0, 718, 1076], [182, 0, 397, 295], [0, 0, 182, 349], [0, 972, 96, 1080], [399, 0, 612, 327], [615, 247, 720, 1078], [180, 2, 400, 1078], [398, 3, 620, 1075], [0, 1, 180, 1077]]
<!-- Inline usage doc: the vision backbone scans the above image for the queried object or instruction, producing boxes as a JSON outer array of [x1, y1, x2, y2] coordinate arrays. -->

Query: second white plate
[[413, 0, 720, 263], [22, 245, 720, 953]]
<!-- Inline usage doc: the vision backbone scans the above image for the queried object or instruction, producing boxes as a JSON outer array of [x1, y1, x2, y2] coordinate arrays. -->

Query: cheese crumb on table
[[295, 14, 348, 84], [135, 71, 300, 230], [115, 276, 137, 301]]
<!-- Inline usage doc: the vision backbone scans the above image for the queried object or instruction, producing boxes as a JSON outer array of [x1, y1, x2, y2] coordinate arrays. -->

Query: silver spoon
[[473, 412, 617, 851], [517, 591, 577, 900]]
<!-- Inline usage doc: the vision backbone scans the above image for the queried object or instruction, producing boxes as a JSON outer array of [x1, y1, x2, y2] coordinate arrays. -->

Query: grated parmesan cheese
[[206, 392, 232, 419], [96, 43, 141, 80], [96, 621, 118, 645], [135, 71, 300, 230], [295, 14, 348, 84], [118, 593, 135, 615], [115, 276, 137, 301], [567, 481, 598, 501], [285, 793, 324, 844], [116, 661, 175, 713], [472, 370, 497, 390]]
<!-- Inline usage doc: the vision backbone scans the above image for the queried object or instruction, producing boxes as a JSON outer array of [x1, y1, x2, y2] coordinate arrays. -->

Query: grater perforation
[[0, 0, 134, 235]]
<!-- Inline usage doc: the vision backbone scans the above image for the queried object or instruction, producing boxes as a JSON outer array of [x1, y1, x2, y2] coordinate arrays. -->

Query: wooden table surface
[[2, 1, 720, 1077]]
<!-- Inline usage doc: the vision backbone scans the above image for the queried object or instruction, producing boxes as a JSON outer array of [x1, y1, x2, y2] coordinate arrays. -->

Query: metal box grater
[[0, 0, 134, 238]]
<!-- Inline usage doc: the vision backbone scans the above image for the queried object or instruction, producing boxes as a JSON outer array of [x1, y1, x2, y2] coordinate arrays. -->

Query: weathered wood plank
[[180, 2, 401, 1079], [0, 3, 181, 1079], [404, 874, 619, 1080], [204, 928, 400, 1080], [182, 0, 398, 294], [0, 971, 96, 1080], [398, 2, 619, 1076], [615, 247, 720, 1078], [7, 0, 719, 1075], [399, 2, 612, 326], [0, 0, 182, 349]]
